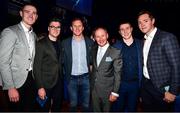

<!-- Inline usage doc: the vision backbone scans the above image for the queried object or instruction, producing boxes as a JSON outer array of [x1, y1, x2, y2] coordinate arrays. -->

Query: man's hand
[[163, 92, 176, 103], [38, 88, 46, 100], [8, 88, 19, 102], [109, 94, 118, 102]]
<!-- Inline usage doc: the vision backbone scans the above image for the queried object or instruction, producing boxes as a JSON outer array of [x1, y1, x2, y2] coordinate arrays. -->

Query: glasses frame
[[49, 26, 61, 30]]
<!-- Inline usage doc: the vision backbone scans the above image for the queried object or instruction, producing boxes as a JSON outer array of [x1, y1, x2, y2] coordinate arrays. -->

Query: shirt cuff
[[111, 92, 119, 97]]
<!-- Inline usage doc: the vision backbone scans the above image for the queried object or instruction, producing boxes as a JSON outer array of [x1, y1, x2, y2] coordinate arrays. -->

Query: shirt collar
[[20, 21, 33, 33], [72, 36, 84, 41], [98, 42, 109, 50], [144, 27, 157, 40]]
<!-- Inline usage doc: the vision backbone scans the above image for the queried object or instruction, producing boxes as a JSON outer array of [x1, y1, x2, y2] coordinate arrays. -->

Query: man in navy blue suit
[[112, 20, 143, 112], [138, 10, 180, 112]]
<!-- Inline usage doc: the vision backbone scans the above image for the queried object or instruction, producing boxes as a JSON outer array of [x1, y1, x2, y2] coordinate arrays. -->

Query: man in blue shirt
[[62, 17, 94, 112]]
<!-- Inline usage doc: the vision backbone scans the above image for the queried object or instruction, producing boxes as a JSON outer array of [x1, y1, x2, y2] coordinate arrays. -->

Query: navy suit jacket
[[146, 29, 180, 95], [113, 38, 143, 85], [61, 37, 94, 81]]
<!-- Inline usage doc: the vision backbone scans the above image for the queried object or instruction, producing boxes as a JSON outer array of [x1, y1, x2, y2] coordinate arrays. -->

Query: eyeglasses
[[49, 26, 61, 30]]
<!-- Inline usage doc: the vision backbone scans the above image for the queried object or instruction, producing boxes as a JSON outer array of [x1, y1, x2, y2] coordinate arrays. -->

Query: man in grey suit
[[33, 18, 63, 112], [91, 27, 123, 112], [138, 10, 180, 111], [0, 3, 38, 111]]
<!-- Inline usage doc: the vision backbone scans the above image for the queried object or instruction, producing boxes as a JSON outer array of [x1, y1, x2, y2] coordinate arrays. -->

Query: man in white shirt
[[0, 3, 38, 111], [138, 10, 180, 112]]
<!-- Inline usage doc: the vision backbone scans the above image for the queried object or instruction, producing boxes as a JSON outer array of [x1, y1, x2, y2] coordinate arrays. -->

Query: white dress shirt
[[143, 27, 157, 79], [21, 22, 34, 71]]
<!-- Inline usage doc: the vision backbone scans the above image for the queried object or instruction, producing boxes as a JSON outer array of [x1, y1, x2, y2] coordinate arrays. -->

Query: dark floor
[[0, 86, 143, 112]]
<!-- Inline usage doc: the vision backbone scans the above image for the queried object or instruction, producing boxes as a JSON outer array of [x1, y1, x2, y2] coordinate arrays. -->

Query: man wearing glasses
[[33, 18, 63, 112]]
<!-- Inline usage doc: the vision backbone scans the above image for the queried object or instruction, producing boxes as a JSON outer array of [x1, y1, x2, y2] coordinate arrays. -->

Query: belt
[[71, 73, 88, 78]]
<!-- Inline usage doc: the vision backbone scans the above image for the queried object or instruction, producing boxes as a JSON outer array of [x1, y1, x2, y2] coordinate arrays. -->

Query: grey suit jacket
[[91, 44, 123, 98], [147, 29, 180, 95], [0, 23, 36, 90]]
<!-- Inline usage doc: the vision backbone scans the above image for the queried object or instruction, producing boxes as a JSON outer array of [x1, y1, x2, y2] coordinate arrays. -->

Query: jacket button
[[26, 69, 29, 71]]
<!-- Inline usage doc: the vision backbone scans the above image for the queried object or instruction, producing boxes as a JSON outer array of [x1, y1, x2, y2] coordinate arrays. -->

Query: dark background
[[0, 0, 180, 111], [0, 0, 179, 42]]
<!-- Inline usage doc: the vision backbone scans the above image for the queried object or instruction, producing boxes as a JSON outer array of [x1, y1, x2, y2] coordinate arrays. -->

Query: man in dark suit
[[91, 27, 123, 112], [62, 17, 94, 111], [112, 21, 143, 112], [33, 18, 63, 112], [0, 3, 38, 111], [137, 10, 180, 111]]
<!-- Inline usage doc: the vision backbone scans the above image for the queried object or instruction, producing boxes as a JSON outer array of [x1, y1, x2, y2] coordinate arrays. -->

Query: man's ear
[[107, 33, 109, 39], [152, 18, 155, 25], [20, 10, 23, 17], [70, 26, 72, 31]]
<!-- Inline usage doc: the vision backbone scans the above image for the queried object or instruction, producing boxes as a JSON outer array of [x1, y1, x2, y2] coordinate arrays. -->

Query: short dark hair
[[137, 10, 154, 20], [21, 3, 37, 12], [71, 17, 84, 26], [119, 20, 132, 28], [48, 17, 61, 26]]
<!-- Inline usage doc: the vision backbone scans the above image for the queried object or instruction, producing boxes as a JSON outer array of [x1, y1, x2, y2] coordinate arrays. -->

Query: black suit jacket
[[91, 44, 123, 98], [147, 29, 180, 95], [62, 37, 94, 81], [33, 36, 63, 89]]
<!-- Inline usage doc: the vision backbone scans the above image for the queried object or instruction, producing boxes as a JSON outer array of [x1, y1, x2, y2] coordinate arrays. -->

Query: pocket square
[[164, 85, 170, 92], [105, 56, 112, 62]]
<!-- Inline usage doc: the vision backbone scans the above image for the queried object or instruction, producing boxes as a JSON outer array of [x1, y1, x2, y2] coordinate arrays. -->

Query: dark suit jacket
[[113, 38, 143, 85], [147, 29, 180, 95], [61, 37, 94, 81], [33, 36, 63, 89], [91, 44, 123, 98]]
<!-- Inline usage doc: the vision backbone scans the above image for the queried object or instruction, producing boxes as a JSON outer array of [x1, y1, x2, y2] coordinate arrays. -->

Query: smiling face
[[70, 19, 84, 38], [119, 23, 133, 40], [20, 5, 38, 28], [94, 28, 109, 47], [48, 21, 61, 38], [138, 13, 155, 35]]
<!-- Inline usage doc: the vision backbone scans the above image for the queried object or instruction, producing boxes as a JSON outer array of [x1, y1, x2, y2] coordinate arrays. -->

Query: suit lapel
[[31, 32, 36, 59], [93, 46, 98, 68], [68, 38, 73, 66], [84, 37, 90, 64], [148, 29, 160, 59], [17, 24, 30, 57]]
